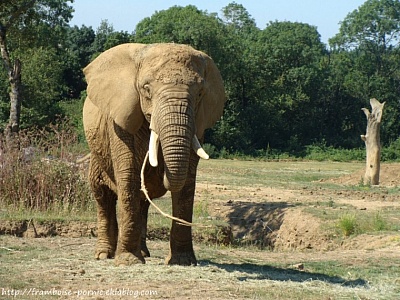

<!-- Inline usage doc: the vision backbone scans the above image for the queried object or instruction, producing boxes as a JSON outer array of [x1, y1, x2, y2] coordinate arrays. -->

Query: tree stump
[[360, 98, 385, 185]]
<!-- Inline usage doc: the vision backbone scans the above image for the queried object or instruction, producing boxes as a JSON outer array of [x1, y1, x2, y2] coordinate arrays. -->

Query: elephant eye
[[143, 84, 151, 99]]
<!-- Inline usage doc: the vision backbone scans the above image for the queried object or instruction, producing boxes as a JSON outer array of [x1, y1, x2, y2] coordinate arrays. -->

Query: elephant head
[[83, 43, 225, 192]]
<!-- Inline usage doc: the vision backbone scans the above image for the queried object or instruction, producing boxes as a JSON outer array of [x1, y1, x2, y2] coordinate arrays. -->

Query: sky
[[70, 0, 367, 44]]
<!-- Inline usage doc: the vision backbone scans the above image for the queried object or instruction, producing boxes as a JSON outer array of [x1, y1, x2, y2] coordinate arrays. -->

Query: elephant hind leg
[[140, 196, 151, 257], [93, 185, 118, 260]]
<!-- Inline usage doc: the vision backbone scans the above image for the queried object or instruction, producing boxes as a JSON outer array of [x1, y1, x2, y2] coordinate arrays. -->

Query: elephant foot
[[165, 251, 197, 266], [115, 252, 145, 266], [95, 248, 115, 260], [141, 244, 151, 258]]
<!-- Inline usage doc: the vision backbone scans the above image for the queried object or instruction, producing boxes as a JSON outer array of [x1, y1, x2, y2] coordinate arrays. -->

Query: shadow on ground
[[200, 261, 368, 288], [224, 201, 295, 248]]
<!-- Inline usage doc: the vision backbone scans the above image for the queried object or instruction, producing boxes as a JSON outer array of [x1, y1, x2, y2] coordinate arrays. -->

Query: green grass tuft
[[338, 213, 358, 237]]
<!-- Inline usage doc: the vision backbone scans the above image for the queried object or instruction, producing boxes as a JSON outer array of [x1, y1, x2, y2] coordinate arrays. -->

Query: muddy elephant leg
[[114, 186, 145, 266], [108, 125, 145, 266], [140, 196, 151, 257], [165, 155, 199, 266], [94, 186, 118, 259]]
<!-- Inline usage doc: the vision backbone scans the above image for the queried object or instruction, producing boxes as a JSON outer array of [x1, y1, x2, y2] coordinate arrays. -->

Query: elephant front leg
[[166, 179, 197, 266], [166, 189, 197, 266], [114, 190, 145, 266]]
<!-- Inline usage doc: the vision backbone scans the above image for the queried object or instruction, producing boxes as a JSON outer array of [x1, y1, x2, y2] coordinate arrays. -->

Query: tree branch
[[7, 0, 37, 27], [0, 24, 12, 76]]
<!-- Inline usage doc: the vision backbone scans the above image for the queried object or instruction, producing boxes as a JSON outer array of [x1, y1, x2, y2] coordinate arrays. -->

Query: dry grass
[[0, 120, 92, 215], [0, 235, 399, 299]]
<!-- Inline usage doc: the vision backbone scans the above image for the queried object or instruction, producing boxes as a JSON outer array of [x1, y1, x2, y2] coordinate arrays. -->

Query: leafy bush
[[304, 142, 365, 162], [381, 138, 400, 161]]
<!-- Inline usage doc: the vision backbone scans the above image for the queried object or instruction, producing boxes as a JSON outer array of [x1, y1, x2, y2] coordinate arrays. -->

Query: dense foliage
[[1, 0, 399, 155]]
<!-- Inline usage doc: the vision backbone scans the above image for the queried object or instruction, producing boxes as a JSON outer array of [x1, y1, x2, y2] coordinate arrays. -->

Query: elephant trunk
[[150, 92, 194, 192]]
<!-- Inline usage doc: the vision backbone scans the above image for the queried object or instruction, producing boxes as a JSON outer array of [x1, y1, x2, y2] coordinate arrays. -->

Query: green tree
[[330, 0, 400, 144], [0, 0, 73, 136], [64, 25, 95, 98], [19, 47, 64, 127], [90, 20, 131, 59], [210, 2, 261, 151], [319, 51, 366, 148], [255, 21, 327, 150], [134, 5, 224, 58]]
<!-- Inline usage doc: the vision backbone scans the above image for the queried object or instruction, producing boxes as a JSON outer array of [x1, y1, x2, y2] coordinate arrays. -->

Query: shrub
[[371, 212, 389, 231], [338, 213, 358, 236], [0, 120, 92, 213], [305, 142, 365, 162], [381, 138, 400, 161]]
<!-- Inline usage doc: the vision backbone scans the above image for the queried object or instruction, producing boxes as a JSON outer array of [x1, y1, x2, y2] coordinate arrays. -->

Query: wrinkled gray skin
[[82, 43, 225, 266]]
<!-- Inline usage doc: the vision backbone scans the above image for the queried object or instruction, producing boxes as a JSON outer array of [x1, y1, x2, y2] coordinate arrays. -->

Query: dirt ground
[[196, 163, 400, 253], [1, 162, 400, 299]]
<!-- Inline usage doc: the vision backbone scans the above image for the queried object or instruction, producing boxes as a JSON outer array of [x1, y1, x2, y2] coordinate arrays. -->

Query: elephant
[[82, 43, 226, 266]]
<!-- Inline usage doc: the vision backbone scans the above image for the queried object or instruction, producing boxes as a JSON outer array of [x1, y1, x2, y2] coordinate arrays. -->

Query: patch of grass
[[358, 175, 372, 188], [199, 244, 399, 299], [338, 213, 358, 236], [304, 258, 400, 297], [306, 204, 399, 238], [2, 235, 398, 300], [372, 212, 389, 231], [198, 159, 364, 190], [147, 196, 172, 229]]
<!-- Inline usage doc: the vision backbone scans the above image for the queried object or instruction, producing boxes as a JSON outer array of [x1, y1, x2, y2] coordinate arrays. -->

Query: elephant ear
[[196, 54, 226, 138], [83, 43, 146, 135]]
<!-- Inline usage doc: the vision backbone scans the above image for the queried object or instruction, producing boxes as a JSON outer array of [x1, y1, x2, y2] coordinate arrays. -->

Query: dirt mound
[[325, 163, 400, 186], [271, 209, 334, 251]]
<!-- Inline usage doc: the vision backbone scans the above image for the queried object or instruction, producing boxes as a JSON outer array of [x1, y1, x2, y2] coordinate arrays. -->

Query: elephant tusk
[[149, 130, 160, 167], [192, 135, 209, 160]]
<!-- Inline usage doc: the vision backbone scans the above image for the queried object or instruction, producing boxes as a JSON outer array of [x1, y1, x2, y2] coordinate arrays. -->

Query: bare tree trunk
[[6, 59, 22, 135], [0, 24, 22, 144], [360, 98, 385, 185]]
